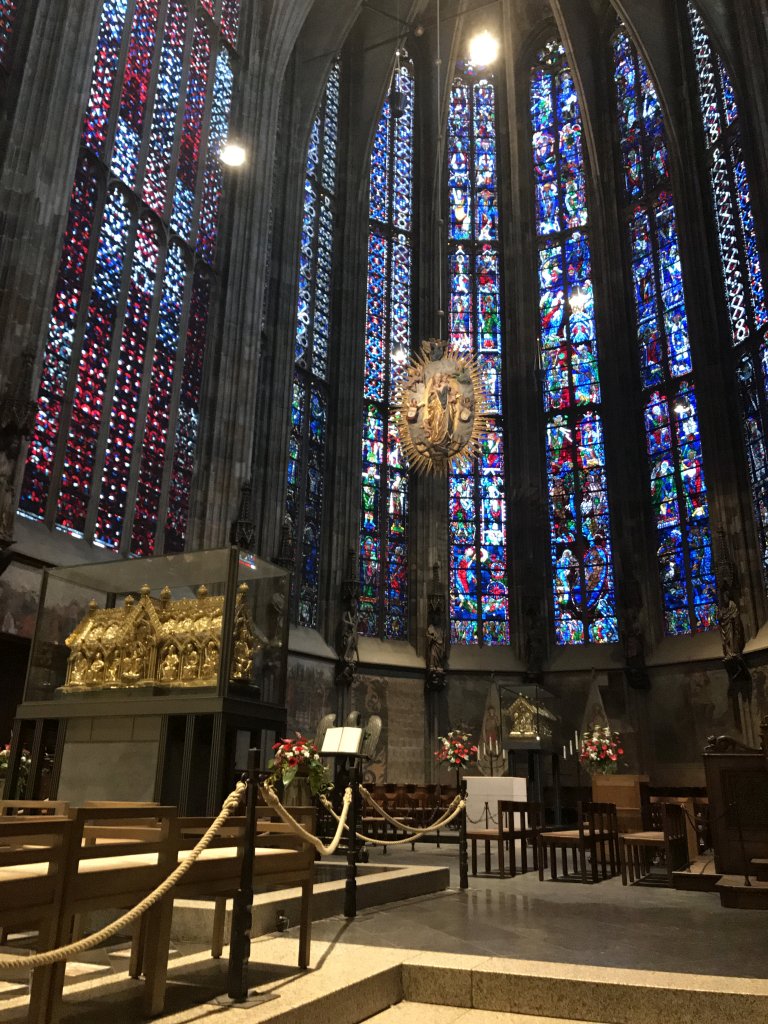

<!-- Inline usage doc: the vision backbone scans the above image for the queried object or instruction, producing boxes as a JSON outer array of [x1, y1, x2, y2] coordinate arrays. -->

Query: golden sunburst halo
[[394, 339, 488, 475]]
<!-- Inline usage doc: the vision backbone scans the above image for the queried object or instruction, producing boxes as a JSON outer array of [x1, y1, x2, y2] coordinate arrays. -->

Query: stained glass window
[[285, 62, 339, 628], [0, 0, 17, 70], [530, 41, 619, 645], [20, 0, 242, 554], [447, 64, 509, 645], [612, 26, 716, 634], [359, 58, 414, 640], [687, 2, 768, 587]]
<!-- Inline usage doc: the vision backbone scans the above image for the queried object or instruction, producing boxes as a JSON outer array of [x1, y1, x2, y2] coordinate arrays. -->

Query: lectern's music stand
[[320, 723, 375, 918]]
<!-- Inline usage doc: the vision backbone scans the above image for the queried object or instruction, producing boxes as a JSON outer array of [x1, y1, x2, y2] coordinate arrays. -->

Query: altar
[[465, 775, 527, 828]]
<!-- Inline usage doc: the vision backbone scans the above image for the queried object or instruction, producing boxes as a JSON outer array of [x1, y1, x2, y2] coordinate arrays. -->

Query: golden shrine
[[62, 581, 261, 691], [505, 694, 557, 740]]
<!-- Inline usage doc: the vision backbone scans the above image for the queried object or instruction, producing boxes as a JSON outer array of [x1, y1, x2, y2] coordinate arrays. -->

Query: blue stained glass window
[[532, 40, 619, 645], [197, 49, 234, 262], [612, 25, 716, 634], [143, 0, 187, 214], [359, 57, 414, 640], [82, 0, 130, 158], [448, 62, 509, 645], [285, 62, 339, 628], [21, 1, 242, 554]]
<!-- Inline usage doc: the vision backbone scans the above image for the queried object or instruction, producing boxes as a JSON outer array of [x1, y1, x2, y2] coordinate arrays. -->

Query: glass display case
[[24, 547, 289, 706]]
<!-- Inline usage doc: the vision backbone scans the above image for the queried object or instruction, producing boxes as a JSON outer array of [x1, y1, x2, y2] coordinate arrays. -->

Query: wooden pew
[[134, 814, 315, 1015], [0, 801, 70, 818], [0, 805, 316, 1022], [0, 817, 73, 1024]]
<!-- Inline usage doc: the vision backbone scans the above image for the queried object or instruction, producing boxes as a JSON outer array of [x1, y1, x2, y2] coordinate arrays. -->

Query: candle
[[569, 740, 573, 755], [563, 744, 567, 758]]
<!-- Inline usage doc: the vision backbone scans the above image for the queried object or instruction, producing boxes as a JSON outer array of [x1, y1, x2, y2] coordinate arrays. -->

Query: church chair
[[538, 801, 619, 884], [498, 800, 546, 877], [467, 799, 510, 877], [620, 801, 690, 886]]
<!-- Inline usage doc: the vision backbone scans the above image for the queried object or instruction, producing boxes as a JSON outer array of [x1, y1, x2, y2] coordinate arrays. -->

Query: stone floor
[[1, 843, 767, 1023], [305, 845, 768, 979]]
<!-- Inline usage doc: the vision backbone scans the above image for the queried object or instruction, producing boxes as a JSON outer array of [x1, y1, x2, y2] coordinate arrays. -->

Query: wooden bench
[[0, 801, 71, 819], [0, 817, 73, 1023], [131, 813, 315, 1014], [0, 806, 177, 1024], [0, 803, 316, 1021]]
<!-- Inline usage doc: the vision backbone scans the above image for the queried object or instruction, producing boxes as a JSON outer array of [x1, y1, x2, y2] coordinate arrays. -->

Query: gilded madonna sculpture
[[396, 339, 487, 474], [62, 581, 261, 692]]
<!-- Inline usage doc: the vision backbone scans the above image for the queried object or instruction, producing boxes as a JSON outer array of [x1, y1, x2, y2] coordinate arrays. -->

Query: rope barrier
[[358, 786, 463, 833], [320, 793, 466, 845], [259, 783, 352, 856], [0, 781, 247, 972]]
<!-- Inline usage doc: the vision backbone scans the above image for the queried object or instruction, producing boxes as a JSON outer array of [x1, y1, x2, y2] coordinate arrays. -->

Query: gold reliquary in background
[[62, 582, 261, 692], [504, 694, 558, 740]]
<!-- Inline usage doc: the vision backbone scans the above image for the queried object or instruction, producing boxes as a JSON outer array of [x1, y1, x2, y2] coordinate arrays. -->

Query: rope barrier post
[[344, 755, 360, 918], [458, 770, 469, 890], [226, 747, 260, 1002]]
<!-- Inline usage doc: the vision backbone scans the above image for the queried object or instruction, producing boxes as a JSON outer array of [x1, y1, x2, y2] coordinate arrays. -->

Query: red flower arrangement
[[435, 729, 478, 770], [579, 725, 624, 775], [268, 733, 330, 796]]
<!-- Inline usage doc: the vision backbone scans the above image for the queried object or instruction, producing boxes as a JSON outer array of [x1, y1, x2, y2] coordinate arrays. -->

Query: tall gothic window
[[359, 57, 414, 640], [687, 3, 768, 587], [611, 26, 716, 635], [447, 62, 509, 645], [286, 62, 339, 628], [20, 0, 240, 554], [531, 40, 618, 644]]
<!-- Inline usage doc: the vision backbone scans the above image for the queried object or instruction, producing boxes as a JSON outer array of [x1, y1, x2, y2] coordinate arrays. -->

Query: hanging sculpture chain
[[396, 339, 487, 474]]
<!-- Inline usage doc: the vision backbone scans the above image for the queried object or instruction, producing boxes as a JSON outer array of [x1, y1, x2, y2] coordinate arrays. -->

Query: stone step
[[672, 855, 721, 892], [364, 1002, 608, 1024], [2, 939, 767, 1024], [717, 875, 768, 909], [400, 952, 768, 1024]]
